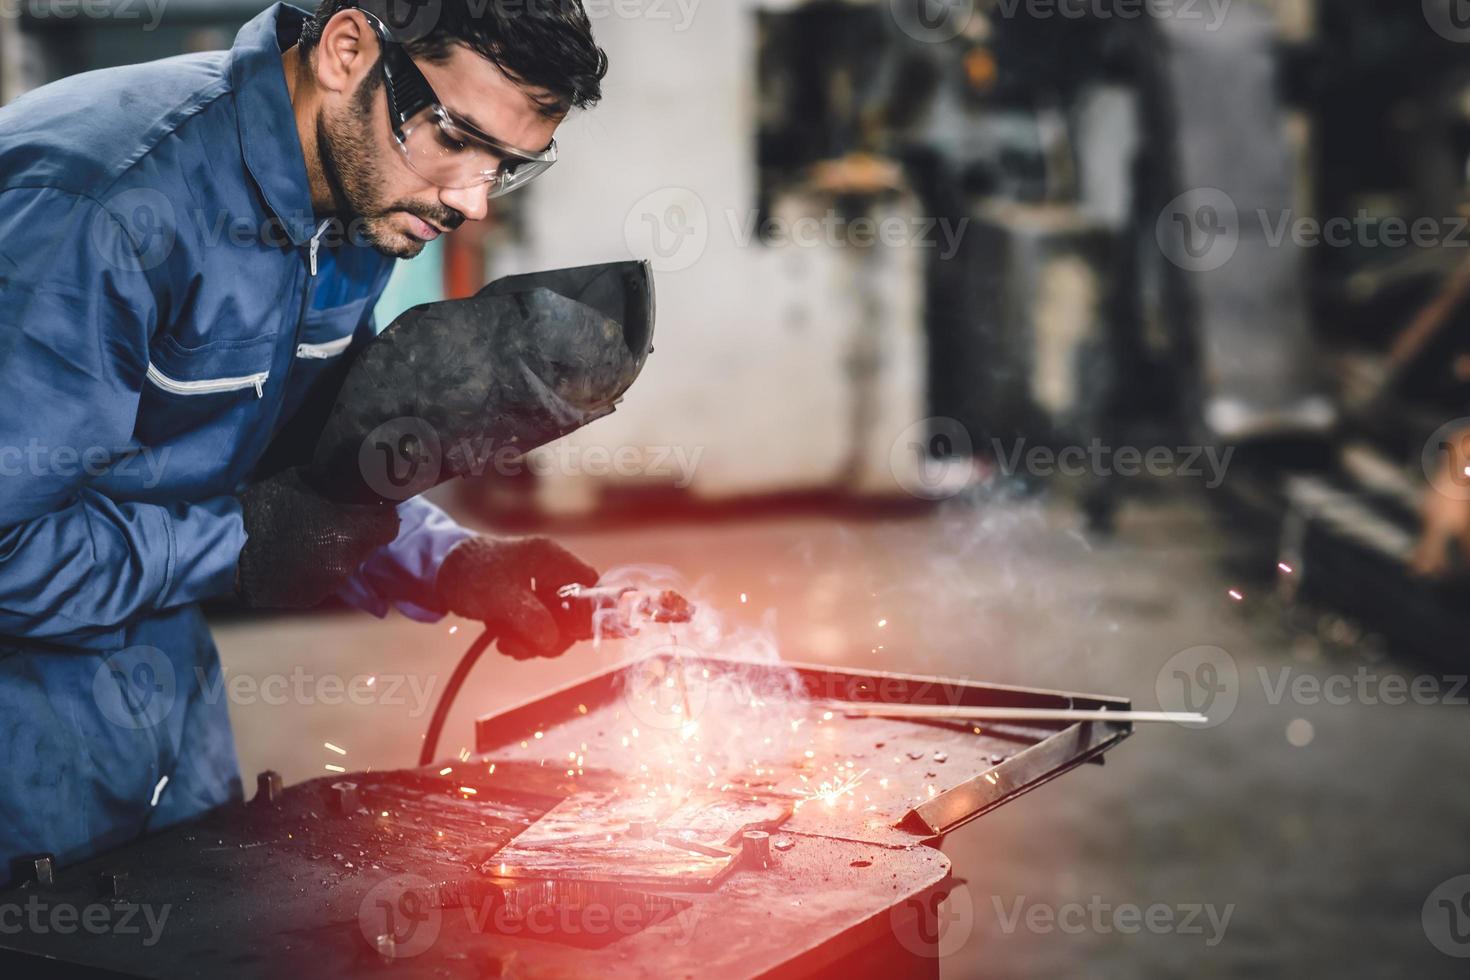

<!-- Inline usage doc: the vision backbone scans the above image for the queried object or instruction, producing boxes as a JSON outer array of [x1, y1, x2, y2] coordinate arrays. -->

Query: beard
[[316, 72, 465, 259]]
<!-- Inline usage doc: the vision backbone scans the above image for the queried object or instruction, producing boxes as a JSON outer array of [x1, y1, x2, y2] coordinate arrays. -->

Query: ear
[[313, 9, 377, 96]]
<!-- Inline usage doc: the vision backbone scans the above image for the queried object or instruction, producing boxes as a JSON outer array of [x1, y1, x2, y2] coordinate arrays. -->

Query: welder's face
[[319, 43, 562, 259]]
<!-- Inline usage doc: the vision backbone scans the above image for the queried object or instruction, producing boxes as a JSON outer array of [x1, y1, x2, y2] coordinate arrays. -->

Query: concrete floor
[[210, 489, 1470, 978]]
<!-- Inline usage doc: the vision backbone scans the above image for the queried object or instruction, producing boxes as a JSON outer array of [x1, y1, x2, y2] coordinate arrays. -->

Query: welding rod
[[822, 703, 1209, 726]]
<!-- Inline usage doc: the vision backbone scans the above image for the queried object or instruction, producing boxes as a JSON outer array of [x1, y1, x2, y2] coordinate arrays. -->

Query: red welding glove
[[435, 536, 600, 659]]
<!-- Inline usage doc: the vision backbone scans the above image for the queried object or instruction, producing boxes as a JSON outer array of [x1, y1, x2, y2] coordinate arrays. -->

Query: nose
[[438, 182, 491, 223]]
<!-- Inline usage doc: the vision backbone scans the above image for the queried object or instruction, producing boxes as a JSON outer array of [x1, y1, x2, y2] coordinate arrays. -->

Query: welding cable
[[419, 627, 497, 768]]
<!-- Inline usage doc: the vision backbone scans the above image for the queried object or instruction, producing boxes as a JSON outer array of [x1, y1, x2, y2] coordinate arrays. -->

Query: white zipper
[[295, 334, 354, 360], [308, 219, 331, 277], [147, 362, 268, 398]]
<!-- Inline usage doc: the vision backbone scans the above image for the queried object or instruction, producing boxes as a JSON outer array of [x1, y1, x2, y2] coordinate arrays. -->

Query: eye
[[434, 120, 469, 153]]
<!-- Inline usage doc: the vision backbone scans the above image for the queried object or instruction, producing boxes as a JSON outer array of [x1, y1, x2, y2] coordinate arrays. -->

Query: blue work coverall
[[0, 3, 471, 877]]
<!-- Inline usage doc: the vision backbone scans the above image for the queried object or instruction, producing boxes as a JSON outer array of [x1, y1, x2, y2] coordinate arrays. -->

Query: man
[[0, 0, 609, 879]]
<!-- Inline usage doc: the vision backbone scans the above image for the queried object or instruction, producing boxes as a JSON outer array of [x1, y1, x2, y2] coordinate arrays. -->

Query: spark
[[366, 676, 376, 687], [449, 625, 459, 635], [740, 592, 748, 603], [577, 704, 588, 715], [439, 767, 453, 776], [150, 775, 169, 807], [797, 768, 869, 809], [877, 618, 888, 628], [488, 764, 496, 774], [324, 742, 346, 755], [1278, 562, 1294, 574], [1228, 589, 1244, 602], [325, 764, 346, 774], [821, 711, 833, 721], [534, 731, 544, 740], [460, 786, 478, 796], [380, 811, 389, 818]]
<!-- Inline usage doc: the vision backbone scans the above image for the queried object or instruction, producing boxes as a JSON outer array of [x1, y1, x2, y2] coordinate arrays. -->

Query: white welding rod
[[824, 703, 1208, 726]]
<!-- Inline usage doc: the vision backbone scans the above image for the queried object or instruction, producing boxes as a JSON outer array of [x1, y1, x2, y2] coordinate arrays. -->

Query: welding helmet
[[309, 260, 656, 504]]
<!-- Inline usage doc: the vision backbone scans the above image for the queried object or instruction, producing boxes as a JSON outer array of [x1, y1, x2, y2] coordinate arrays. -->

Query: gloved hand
[[435, 536, 600, 659], [236, 468, 401, 609]]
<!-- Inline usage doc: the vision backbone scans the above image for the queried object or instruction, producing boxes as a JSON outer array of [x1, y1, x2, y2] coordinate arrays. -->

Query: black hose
[[418, 627, 497, 768]]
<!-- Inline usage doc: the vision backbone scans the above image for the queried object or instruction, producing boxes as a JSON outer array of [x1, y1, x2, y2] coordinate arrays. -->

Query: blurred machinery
[[753, 0, 1470, 658]]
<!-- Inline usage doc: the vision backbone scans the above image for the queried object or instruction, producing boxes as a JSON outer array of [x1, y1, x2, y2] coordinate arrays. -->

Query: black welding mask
[[307, 260, 656, 505]]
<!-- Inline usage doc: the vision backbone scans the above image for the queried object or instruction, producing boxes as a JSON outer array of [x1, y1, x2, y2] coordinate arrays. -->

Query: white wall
[[497, 0, 930, 508]]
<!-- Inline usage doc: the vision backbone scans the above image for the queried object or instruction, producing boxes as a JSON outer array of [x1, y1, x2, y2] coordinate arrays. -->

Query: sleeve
[[0, 188, 245, 648], [335, 494, 475, 623]]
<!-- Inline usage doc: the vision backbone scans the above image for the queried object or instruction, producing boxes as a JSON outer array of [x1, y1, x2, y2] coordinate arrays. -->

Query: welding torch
[[419, 585, 694, 767]]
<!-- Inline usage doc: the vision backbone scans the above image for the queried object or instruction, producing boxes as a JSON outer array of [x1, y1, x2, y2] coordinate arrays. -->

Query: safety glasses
[[359, 9, 558, 195]]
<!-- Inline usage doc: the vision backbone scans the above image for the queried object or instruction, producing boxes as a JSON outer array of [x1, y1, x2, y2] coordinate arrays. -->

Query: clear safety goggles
[[360, 9, 558, 195]]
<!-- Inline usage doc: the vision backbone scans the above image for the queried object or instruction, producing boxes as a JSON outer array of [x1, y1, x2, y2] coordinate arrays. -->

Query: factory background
[[5, 0, 1470, 975]]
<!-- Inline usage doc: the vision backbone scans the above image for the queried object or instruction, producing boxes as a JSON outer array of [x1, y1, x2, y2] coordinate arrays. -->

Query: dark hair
[[301, 0, 608, 117]]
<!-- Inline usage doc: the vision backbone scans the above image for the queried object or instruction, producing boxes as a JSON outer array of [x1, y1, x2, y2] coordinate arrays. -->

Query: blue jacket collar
[[232, 3, 318, 246]]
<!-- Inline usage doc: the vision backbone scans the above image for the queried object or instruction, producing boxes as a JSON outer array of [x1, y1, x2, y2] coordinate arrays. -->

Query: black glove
[[236, 468, 400, 609], [435, 536, 600, 659]]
